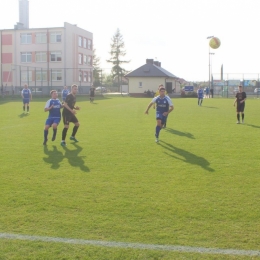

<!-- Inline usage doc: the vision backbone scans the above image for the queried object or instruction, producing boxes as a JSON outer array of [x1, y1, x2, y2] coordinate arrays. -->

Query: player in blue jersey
[[43, 90, 63, 145], [61, 86, 70, 102], [21, 84, 32, 113], [145, 85, 174, 143], [197, 86, 204, 106]]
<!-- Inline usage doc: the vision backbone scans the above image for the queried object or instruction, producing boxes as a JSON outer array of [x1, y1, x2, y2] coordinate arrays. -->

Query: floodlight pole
[[207, 36, 214, 90]]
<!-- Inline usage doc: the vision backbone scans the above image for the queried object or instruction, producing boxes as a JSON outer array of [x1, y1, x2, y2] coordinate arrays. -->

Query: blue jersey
[[152, 95, 173, 113], [62, 89, 70, 100], [197, 89, 204, 98], [21, 88, 31, 98], [44, 99, 62, 118]]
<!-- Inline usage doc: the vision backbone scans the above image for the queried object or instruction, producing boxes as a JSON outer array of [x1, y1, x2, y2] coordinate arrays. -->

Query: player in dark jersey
[[89, 85, 95, 103], [234, 85, 246, 124], [21, 84, 32, 113], [145, 85, 174, 143], [43, 90, 63, 145], [61, 84, 80, 146]]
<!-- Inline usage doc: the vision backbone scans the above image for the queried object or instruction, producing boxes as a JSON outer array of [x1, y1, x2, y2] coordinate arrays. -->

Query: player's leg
[[26, 102, 30, 113], [70, 119, 80, 142], [155, 115, 163, 142], [43, 121, 51, 145], [23, 100, 25, 112], [236, 110, 240, 124], [200, 98, 203, 106], [52, 119, 60, 141], [61, 113, 69, 146], [241, 104, 245, 123]]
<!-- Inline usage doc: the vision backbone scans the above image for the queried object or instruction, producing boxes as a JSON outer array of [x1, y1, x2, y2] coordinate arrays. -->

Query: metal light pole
[[207, 36, 214, 90]]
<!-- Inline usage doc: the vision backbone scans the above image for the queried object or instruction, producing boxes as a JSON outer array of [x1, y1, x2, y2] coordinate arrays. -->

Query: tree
[[93, 48, 102, 87], [107, 28, 130, 90]]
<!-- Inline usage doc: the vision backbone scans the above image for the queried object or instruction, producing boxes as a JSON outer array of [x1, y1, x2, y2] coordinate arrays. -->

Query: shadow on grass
[[201, 106, 218, 109], [18, 112, 30, 118], [43, 143, 89, 172], [43, 145, 64, 169], [245, 124, 260, 129], [61, 143, 90, 172], [164, 128, 195, 139], [158, 140, 214, 172]]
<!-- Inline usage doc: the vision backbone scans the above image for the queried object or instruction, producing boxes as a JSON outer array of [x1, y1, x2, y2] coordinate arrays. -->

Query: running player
[[89, 85, 95, 103], [61, 86, 70, 102], [145, 85, 174, 143], [234, 85, 246, 124], [21, 84, 32, 113], [43, 90, 63, 145], [197, 86, 204, 106], [61, 84, 80, 146]]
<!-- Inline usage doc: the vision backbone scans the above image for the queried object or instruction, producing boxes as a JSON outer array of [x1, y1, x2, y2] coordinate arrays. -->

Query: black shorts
[[237, 103, 245, 112], [62, 112, 78, 125]]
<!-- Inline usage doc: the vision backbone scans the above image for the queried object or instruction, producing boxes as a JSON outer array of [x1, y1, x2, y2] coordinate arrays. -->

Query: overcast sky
[[1, 0, 259, 81]]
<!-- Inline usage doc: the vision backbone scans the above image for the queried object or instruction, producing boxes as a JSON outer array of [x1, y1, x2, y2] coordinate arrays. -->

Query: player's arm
[[44, 100, 53, 112], [145, 102, 154, 114], [233, 98, 237, 106], [21, 90, 24, 98]]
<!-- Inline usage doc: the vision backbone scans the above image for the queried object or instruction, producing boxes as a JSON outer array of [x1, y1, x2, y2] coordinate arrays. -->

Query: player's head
[[238, 85, 243, 92], [50, 90, 58, 99], [71, 84, 78, 94], [158, 84, 164, 90], [159, 86, 166, 97], [24, 84, 28, 89], [64, 86, 67, 89]]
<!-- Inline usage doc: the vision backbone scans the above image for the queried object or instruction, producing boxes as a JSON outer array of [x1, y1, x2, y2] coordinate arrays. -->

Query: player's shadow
[[158, 140, 214, 172], [43, 145, 64, 169], [18, 113, 29, 118], [62, 143, 90, 172], [246, 124, 260, 129], [201, 106, 218, 109], [164, 128, 195, 139]]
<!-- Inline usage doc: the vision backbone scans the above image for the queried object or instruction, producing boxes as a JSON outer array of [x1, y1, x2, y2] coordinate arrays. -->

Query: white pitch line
[[0, 233, 260, 257]]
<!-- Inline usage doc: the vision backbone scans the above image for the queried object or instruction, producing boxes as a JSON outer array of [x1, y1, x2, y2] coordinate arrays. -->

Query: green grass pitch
[[0, 95, 260, 259]]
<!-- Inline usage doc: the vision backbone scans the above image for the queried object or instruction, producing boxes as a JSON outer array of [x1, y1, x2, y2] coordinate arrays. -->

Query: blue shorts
[[45, 118, 61, 126], [23, 98, 30, 104], [156, 112, 168, 124]]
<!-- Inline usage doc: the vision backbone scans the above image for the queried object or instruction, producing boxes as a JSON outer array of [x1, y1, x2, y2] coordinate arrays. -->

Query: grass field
[[0, 95, 260, 260]]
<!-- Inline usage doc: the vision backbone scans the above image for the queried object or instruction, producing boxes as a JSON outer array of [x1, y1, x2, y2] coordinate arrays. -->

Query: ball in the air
[[209, 37, 221, 49]]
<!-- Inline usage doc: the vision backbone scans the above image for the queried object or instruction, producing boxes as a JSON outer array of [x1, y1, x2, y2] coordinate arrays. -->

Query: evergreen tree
[[107, 28, 130, 89], [93, 48, 102, 87]]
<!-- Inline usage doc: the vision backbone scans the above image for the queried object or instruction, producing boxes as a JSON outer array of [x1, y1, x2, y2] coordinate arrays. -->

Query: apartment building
[[0, 22, 93, 94]]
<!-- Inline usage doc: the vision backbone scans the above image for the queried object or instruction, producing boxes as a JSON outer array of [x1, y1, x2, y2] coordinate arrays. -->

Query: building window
[[88, 71, 92, 82], [78, 71, 82, 82], [36, 52, 47, 62], [50, 52, 62, 62], [78, 54, 83, 64], [83, 38, 87, 48], [83, 55, 87, 64], [21, 33, 32, 44], [50, 32, 61, 43], [21, 71, 32, 81], [51, 70, 62, 81], [87, 39, 92, 50], [35, 33, 47, 43], [78, 36, 82, 47], [21, 52, 32, 63], [139, 82, 142, 88], [36, 70, 47, 81], [83, 71, 87, 82], [87, 56, 92, 66]]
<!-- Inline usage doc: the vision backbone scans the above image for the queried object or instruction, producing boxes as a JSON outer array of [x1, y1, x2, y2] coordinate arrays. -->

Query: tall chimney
[[19, 0, 29, 29]]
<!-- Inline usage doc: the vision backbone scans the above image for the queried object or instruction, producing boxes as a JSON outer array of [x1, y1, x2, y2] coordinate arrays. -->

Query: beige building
[[0, 22, 93, 94], [125, 59, 181, 96]]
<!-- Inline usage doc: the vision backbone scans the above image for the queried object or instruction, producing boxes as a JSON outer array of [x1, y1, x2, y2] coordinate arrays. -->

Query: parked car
[[95, 87, 107, 93], [254, 88, 260, 93]]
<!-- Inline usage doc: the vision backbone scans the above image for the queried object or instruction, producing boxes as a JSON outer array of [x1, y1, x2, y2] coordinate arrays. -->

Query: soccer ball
[[209, 37, 221, 49]]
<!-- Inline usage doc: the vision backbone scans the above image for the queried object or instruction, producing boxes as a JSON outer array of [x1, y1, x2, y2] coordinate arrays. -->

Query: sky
[[1, 0, 260, 81]]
